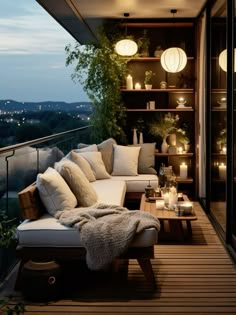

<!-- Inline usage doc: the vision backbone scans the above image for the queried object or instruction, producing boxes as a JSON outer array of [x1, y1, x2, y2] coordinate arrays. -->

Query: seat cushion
[[17, 214, 157, 248], [110, 174, 159, 192], [91, 179, 126, 206]]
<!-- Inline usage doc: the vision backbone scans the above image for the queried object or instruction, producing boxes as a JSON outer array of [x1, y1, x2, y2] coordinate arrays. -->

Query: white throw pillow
[[112, 144, 141, 176], [79, 151, 111, 180], [54, 160, 98, 207], [36, 167, 77, 216], [68, 151, 96, 182]]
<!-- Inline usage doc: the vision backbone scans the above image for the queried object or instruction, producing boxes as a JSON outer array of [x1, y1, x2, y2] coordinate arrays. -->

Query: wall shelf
[[155, 152, 193, 157], [121, 88, 194, 93], [126, 108, 194, 112]]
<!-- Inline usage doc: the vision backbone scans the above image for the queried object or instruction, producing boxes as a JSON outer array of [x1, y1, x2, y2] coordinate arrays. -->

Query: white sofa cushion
[[17, 214, 157, 248], [112, 145, 141, 176], [36, 167, 77, 216], [111, 174, 159, 192], [91, 179, 126, 206], [54, 159, 98, 207]]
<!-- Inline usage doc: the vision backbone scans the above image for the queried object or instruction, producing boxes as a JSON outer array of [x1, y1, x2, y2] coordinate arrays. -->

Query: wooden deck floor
[[1, 202, 236, 315]]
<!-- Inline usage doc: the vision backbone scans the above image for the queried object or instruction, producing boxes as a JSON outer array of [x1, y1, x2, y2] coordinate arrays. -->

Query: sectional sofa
[[16, 138, 160, 288]]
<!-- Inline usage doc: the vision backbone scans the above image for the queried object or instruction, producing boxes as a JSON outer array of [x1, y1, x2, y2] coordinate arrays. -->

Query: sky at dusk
[[0, 0, 89, 103]]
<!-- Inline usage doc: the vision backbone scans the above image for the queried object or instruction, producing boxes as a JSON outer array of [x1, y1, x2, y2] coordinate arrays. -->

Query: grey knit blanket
[[56, 203, 160, 270]]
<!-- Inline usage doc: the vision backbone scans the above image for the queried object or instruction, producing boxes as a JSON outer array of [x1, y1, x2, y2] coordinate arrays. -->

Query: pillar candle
[[126, 75, 133, 90], [135, 82, 141, 90], [180, 162, 188, 179], [219, 162, 226, 180]]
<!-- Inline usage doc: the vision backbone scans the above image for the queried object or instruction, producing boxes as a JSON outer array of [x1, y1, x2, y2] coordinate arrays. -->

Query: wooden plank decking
[[1, 202, 236, 314]]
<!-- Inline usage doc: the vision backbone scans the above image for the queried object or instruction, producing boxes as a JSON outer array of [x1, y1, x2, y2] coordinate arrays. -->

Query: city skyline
[[0, 0, 89, 103]]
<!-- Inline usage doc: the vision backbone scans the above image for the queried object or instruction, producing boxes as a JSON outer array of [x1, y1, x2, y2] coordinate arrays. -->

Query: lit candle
[[179, 202, 193, 215], [163, 192, 170, 207], [135, 82, 141, 90], [180, 162, 188, 179], [219, 162, 226, 180], [178, 147, 183, 154], [126, 75, 133, 90], [222, 147, 226, 154]]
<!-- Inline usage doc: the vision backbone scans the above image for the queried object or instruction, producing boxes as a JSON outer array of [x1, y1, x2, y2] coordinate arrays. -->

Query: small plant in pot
[[144, 70, 155, 90]]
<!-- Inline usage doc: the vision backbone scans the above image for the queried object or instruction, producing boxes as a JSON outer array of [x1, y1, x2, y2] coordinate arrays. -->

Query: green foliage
[[149, 113, 180, 139], [144, 70, 155, 85], [65, 27, 128, 143], [0, 298, 25, 315], [15, 123, 51, 142], [137, 29, 150, 51], [0, 211, 17, 248]]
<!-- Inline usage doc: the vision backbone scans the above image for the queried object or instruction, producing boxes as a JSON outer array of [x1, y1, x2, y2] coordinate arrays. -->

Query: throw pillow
[[76, 144, 98, 152], [129, 143, 157, 174], [112, 144, 141, 176], [67, 151, 96, 182], [97, 138, 117, 174], [54, 160, 98, 207], [79, 151, 111, 180], [36, 167, 77, 217]]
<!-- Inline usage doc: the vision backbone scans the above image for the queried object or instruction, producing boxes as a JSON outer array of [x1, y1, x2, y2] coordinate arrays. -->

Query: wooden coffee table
[[140, 194, 197, 241]]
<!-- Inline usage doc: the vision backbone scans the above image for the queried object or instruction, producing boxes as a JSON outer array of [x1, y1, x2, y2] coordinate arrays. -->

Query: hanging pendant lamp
[[160, 47, 187, 73], [115, 13, 138, 57], [219, 48, 236, 72], [160, 9, 187, 73]]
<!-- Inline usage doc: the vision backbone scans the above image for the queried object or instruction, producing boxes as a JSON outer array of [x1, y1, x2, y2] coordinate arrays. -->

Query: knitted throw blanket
[[56, 203, 160, 270]]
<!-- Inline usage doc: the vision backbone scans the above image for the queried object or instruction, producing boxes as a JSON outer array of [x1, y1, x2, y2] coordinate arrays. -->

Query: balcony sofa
[[16, 139, 160, 288]]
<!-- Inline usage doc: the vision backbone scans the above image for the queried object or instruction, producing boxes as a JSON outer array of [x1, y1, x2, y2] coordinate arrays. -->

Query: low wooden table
[[140, 194, 197, 241]]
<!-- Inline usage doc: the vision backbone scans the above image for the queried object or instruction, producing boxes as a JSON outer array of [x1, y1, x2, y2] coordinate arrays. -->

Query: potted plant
[[144, 70, 155, 90], [149, 113, 179, 152], [138, 29, 150, 57], [176, 128, 190, 152]]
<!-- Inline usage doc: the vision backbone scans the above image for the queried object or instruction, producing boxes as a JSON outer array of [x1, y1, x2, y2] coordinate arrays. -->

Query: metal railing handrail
[[0, 125, 91, 155]]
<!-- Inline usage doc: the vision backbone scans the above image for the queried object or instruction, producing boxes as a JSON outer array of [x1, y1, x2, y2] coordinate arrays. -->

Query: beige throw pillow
[[69, 151, 96, 182], [55, 160, 97, 207], [36, 167, 77, 216], [79, 151, 111, 180], [129, 143, 157, 174], [112, 145, 141, 176], [97, 138, 117, 174]]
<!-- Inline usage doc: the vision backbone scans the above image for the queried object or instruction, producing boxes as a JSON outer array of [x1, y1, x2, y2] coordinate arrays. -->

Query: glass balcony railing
[[0, 125, 91, 283]]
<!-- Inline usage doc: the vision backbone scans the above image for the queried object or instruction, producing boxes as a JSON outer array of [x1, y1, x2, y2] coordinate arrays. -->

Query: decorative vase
[[139, 132, 143, 144], [133, 128, 138, 144], [168, 133, 177, 146], [161, 137, 168, 153], [184, 143, 190, 152]]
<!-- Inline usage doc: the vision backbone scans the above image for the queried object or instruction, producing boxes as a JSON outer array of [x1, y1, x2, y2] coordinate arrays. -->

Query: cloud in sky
[[0, 0, 89, 102]]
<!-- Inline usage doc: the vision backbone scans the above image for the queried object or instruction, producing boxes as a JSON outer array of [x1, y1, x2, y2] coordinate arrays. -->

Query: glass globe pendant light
[[219, 48, 236, 72], [160, 47, 187, 73], [115, 13, 138, 57]]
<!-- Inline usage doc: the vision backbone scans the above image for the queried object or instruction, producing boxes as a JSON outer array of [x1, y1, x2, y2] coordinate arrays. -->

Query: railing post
[[5, 150, 15, 214]]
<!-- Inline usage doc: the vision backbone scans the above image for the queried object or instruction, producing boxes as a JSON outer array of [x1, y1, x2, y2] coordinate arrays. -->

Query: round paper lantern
[[160, 47, 187, 73], [115, 39, 138, 56], [219, 48, 236, 72]]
